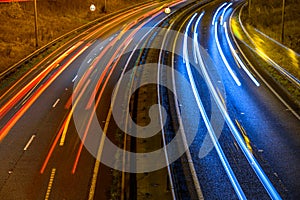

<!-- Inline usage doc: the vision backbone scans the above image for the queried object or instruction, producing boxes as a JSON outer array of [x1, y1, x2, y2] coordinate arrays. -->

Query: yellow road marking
[[44, 168, 56, 200], [88, 109, 112, 200], [235, 120, 253, 153]]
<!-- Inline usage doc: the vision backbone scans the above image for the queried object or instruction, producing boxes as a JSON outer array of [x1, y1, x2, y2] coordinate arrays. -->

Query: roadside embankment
[[0, 0, 141, 71], [231, 4, 300, 114]]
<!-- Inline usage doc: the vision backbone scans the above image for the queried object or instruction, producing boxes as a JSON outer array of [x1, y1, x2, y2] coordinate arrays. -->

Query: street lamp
[[90, 4, 96, 12], [164, 7, 171, 14], [34, 0, 38, 48]]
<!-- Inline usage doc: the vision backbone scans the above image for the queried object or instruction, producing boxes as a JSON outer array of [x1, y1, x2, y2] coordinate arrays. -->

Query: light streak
[[233, 4, 300, 120], [167, 12, 206, 199], [220, 3, 232, 26], [40, 119, 66, 174], [59, 80, 90, 146], [193, 12, 205, 64], [214, 18, 241, 86], [0, 41, 82, 105], [0, 45, 90, 142], [212, 2, 227, 25], [189, 13, 246, 200], [195, 10, 282, 199], [223, 22, 260, 86], [72, 5, 168, 175], [88, 108, 112, 200]]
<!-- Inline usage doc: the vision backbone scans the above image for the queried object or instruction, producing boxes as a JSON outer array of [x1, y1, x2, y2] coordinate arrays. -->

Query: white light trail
[[194, 8, 282, 199], [212, 2, 227, 25], [223, 22, 260, 86], [214, 21, 241, 86], [185, 13, 247, 200], [220, 2, 232, 26]]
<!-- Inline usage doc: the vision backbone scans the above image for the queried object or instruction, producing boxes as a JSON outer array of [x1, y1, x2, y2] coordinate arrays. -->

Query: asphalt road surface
[[0, 0, 299, 199]]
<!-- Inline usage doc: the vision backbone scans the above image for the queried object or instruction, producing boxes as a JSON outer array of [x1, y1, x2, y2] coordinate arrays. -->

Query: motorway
[[0, 0, 299, 200]]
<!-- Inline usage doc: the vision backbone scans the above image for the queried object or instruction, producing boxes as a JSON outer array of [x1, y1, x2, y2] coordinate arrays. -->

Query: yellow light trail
[[59, 79, 91, 146]]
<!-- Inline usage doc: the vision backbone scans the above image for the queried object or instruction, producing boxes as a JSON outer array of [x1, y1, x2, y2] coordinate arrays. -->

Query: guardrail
[[0, 0, 155, 80], [239, 4, 300, 89], [233, 3, 300, 118]]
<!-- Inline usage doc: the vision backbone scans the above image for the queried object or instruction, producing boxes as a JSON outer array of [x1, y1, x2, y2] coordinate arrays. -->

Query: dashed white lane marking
[[23, 135, 36, 151], [72, 75, 78, 82], [52, 99, 60, 108]]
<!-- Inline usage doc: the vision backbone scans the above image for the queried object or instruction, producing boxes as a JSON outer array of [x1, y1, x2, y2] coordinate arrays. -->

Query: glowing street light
[[90, 4, 96, 12], [164, 7, 171, 14]]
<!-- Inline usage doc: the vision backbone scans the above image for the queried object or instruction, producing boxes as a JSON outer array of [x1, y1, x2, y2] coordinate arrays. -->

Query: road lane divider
[[86, 19, 161, 196], [44, 168, 56, 200], [52, 99, 60, 108], [71, 6, 187, 200], [88, 108, 112, 200], [118, 13, 177, 199], [72, 75, 78, 82], [23, 134, 36, 151], [235, 120, 253, 153]]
